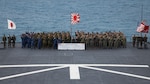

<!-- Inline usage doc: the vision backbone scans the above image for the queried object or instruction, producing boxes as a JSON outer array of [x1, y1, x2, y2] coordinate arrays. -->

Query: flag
[[142, 25, 149, 33], [136, 23, 145, 32], [7, 19, 16, 29], [71, 13, 80, 24], [136, 22, 149, 33]]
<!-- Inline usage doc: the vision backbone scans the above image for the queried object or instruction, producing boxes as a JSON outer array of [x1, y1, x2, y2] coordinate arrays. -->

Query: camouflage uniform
[[85, 35, 90, 47], [80, 35, 85, 43], [62, 32, 66, 43], [48, 34, 53, 48], [11, 35, 16, 48], [114, 38, 118, 48], [122, 36, 126, 48], [94, 36, 99, 47], [103, 36, 107, 49], [109, 37, 113, 49], [34, 35, 38, 48], [98, 36, 103, 48], [42, 35, 47, 48], [66, 32, 71, 43]]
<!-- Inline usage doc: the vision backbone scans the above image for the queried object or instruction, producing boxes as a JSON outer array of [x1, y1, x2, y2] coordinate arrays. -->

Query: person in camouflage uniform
[[108, 36, 113, 49], [47, 33, 53, 48], [11, 35, 16, 48], [66, 32, 71, 43], [42, 34, 47, 48], [103, 36, 107, 49], [20, 31, 127, 49], [85, 34, 90, 47], [98, 36, 103, 48], [122, 36, 126, 48], [61, 32, 66, 43], [80, 34, 85, 43]]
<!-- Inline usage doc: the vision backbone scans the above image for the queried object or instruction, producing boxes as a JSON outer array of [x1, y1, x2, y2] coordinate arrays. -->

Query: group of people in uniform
[[75, 30, 126, 49], [21, 31, 71, 49], [2, 34, 16, 48], [20, 30, 126, 49], [132, 34, 148, 49], [1, 31, 127, 49]]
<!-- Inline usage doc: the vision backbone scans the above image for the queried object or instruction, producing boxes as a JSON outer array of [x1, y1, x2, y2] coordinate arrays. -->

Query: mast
[[140, 4, 143, 22], [140, 4, 143, 37]]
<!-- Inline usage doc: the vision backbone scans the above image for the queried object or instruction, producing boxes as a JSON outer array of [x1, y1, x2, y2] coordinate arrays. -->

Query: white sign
[[58, 43, 85, 50]]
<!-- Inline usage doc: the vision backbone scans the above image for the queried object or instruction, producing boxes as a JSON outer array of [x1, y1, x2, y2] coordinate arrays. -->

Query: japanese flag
[[71, 13, 80, 24], [7, 19, 16, 29]]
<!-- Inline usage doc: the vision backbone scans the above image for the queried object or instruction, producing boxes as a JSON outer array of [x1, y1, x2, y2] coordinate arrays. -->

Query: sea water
[[0, 0, 150, 42]]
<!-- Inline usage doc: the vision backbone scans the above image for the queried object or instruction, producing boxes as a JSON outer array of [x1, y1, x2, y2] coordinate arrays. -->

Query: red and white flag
[[71, 13, 80, 24], [136, 21, 149, 33], [7, 19, 16, 29]]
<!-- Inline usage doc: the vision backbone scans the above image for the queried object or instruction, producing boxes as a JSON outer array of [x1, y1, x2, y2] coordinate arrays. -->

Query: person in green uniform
[[103, 36, 107, 49], [2, 34, 7, 48], [132, 35, 136, 47], [139, 37, 143, 48], [109, 37, 113, 49], [43, 34, 47, 48], [122, 36, 126, 48], [98, 36, 103, 48], [136, 36, 140, 48], [8, 35, 12, 48], [11, 35, 16, 48], [114, 37, 118, 48], [143, 34, 148, 49]]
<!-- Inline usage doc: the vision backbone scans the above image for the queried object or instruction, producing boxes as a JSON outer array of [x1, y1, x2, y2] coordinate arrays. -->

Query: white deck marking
[[0, 64, 149, 81], [69, 65, 80, 79], [0, 64, 149, 68], [80, 66, 150, 81], [0, 66, 67, 81]]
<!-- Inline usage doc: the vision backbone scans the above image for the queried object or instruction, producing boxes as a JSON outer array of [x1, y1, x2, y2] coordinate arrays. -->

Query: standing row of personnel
[[20, 31, 126, 49], [75, 30, 126, 49], [132, 34, 148, 49], [2, 34, 16, 48], [21, 32, 71, 49]]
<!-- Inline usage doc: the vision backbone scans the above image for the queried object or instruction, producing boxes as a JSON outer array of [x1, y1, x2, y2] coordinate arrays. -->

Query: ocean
[[0, 0, 150, 42]]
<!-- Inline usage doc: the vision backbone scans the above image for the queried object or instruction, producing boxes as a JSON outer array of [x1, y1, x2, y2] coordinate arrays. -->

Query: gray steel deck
[[0, 43, 150, 84]]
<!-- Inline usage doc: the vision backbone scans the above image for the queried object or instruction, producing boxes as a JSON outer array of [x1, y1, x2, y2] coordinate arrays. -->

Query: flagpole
[[70, 24, 72, 43], [140, 4, 143, 37], [70, 13, 80, 43], [140, 4, 143, 22], [70, 13, 72, 43]]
